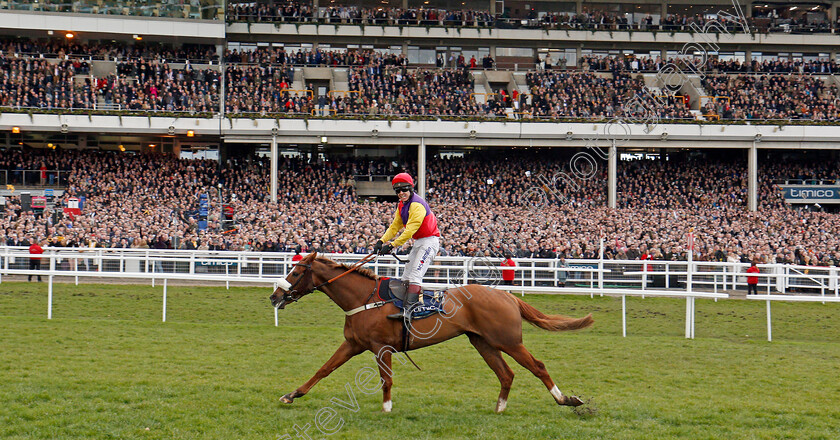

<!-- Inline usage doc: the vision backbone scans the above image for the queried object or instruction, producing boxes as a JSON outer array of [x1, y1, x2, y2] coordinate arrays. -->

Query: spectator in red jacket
[[29, 239, 44, 282], [292, 245, 304, 263], [501, 252, 516, 286], [746, 261, 760, 295]]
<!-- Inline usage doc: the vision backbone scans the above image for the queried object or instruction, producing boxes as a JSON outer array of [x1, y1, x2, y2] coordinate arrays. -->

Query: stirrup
[[387, 301, 416, 320], [388, 285, 420, 320]]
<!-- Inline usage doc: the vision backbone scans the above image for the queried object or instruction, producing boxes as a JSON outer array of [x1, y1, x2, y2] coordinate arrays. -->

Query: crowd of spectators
[[229, 3, 840, 35], [3, 0, 221, 20], [227, 1, 313, 22], [104, 60, 220, 112], [0, 55, 219, 112], [223, 49, 696, 118], [343, 65, 483, 117], [701, 74, 840, 120], [227, 2, 494, 27], [0, 57, 96, 109], [0, 38, 220, 112], [3, 38, 840, 119], [2, 148, 839, 267], [703, 58, 839, 74], [751, 10, 840, 34], [578, 55, 839, 75], [225, 63, 300, 114], [224, 47, 407, 67], [526, 70, 692, 120], [0, 38, 218, 63]]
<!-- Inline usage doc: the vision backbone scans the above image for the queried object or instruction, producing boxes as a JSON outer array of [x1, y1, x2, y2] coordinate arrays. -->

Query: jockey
[[374, 172, 441, 320]]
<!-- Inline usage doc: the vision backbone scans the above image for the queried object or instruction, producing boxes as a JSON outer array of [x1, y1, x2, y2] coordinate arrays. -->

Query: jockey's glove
[[379, 243, 394, 256], [373, 241, 383, 254]]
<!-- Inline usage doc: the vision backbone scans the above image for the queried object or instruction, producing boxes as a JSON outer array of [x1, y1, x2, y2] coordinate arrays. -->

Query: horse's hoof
[[280, 393, 295, 404], [564, 395, 584, 407]]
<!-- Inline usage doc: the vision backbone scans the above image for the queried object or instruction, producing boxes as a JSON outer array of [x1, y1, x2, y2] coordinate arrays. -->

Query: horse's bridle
[[275, 262, 314, 308], [274, 253, 378, 309]]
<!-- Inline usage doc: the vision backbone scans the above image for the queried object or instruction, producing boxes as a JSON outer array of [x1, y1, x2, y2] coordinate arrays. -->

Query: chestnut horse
[[269, 253, 593, 413]]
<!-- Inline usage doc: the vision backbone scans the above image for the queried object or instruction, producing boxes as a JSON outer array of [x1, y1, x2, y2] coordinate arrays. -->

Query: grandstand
[[0, 0, 839, 267]]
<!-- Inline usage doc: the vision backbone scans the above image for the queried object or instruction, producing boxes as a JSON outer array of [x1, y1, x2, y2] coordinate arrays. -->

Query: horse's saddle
[[376, 278, 446, 319]]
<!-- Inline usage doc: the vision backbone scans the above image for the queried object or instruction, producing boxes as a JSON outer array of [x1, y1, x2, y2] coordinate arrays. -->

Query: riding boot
[[388, 283, 422, 320]]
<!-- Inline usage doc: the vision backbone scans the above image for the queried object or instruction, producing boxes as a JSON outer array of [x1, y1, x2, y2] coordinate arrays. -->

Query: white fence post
[[462, 259, 469, 285], [162, 278, 168, 322], [621, 295, 626, 337], [48, 274, 54, 319], [691, 297, 696, 338], [274, 282, 279, 327], [685, 296, 692, 339], [766, 300, 772, 342], [1, 247, 7, 284], [598, 257, 604, 296]]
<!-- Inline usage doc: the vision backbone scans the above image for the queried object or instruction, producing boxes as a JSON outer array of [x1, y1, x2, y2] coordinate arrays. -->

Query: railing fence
[[1, 246, 837, 341]]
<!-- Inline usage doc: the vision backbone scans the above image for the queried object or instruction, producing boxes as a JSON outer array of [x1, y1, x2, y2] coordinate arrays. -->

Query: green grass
[[1, 281, 839, 439]]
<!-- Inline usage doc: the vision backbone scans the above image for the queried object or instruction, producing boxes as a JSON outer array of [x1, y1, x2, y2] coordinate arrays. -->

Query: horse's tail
[[510, 294, 594, 332]]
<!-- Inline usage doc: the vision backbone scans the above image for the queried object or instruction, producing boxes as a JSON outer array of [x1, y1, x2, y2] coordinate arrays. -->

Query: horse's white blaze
[[550, 385, 564, 402], [383, 400, 392, 412], [277, 279, 291, 290], [496, 398, 507, 413]]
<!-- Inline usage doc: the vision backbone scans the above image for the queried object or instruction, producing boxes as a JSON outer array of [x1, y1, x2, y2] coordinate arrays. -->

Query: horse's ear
[[303, 252, 317, 262]]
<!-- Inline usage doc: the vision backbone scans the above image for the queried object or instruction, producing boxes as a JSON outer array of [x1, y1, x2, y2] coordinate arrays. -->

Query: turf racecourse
[[2, 281, 839, 440]]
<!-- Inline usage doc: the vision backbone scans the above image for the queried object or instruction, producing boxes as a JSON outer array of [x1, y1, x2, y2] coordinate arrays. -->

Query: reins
[[313, 252, 378, 291]]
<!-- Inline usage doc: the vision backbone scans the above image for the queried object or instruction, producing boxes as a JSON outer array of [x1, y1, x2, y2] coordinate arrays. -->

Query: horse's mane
[[316, 256, 379, 281]]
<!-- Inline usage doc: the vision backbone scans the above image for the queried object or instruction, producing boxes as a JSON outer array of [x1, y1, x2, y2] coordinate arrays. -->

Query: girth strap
[[345, 300, 390, 316]]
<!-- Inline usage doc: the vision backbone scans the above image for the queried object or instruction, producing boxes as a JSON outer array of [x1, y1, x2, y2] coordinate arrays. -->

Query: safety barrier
[[700, 95, 731, 106], [311, 108, 338, 116], [328, 90, 361, 98], [1, 247, 836, 339], [280, 89, 314, 98]]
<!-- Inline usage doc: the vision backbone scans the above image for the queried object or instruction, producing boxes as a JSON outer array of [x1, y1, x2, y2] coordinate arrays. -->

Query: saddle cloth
[[376, 278, 446, 319]]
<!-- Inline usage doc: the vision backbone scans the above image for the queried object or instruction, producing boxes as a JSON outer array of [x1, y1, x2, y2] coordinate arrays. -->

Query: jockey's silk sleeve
[[380, 209, 404, 244], [392, 203, 425, 247]]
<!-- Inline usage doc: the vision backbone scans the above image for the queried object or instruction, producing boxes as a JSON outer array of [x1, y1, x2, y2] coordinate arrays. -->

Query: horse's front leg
[[374, 345, 394, 413], [281, 340, 364, 404]]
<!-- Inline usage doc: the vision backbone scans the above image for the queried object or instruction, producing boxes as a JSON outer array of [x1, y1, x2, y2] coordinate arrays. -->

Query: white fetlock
[[550, 385, 564, 403], [383, 400, 392, 413]]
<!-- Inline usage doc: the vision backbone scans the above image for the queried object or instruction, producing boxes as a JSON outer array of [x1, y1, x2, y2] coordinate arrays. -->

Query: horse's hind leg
[[280, 340, 363, 404], [500, 343, 584, 407], [467, 333, 514, 413]]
